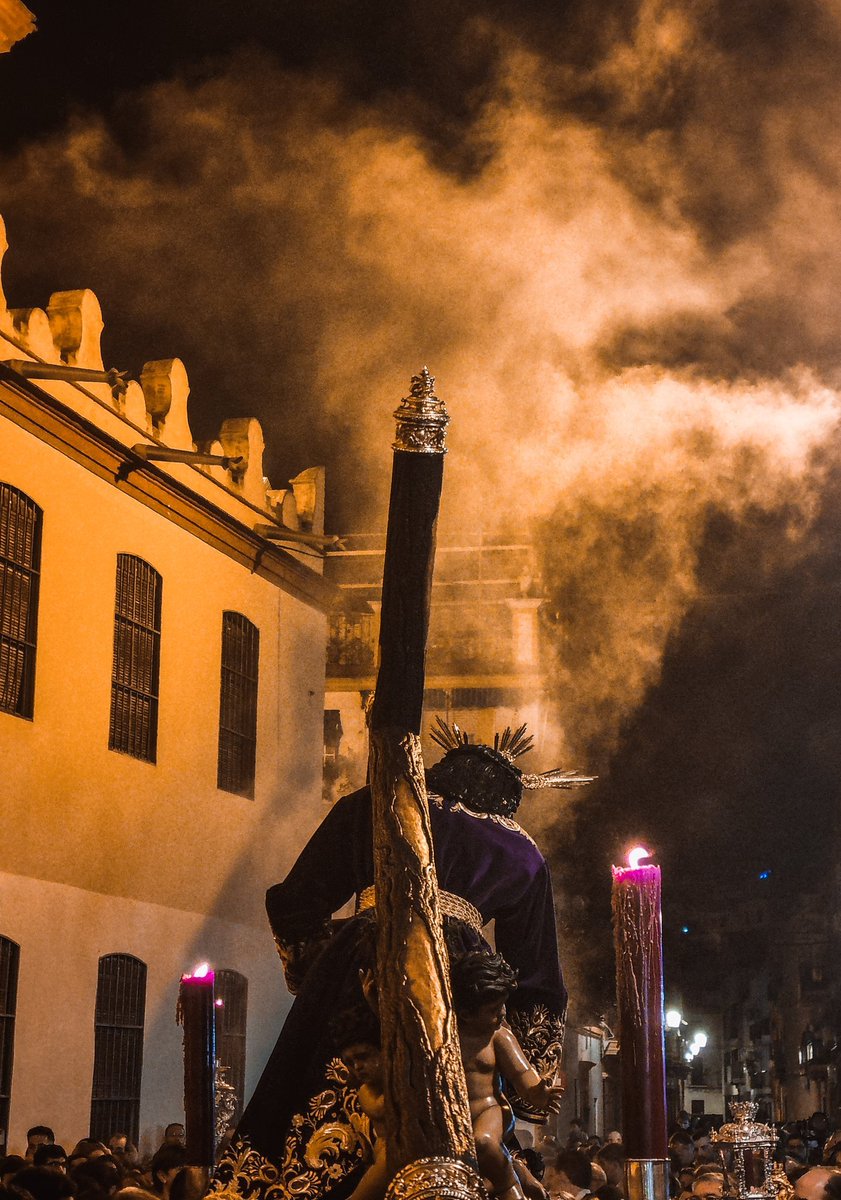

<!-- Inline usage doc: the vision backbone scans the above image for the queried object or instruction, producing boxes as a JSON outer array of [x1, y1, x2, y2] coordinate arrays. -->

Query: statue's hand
[[359, 967, 380, 1015]]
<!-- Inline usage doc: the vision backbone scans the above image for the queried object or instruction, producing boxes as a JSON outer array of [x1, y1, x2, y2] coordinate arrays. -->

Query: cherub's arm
[[492, 1027, 564, 1114]]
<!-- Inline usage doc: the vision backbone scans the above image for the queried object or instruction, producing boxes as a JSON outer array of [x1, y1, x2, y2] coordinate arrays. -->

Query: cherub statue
[[452, 951, 564, 1200]]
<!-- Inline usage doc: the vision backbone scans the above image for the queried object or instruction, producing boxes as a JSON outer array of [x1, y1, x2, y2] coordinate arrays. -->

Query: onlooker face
[[164, 1125, 185, 1147], [109, 1137, 127, 1157], [794, 1168, 841, 1200], [671, 1141, 696, 1168], [692, 1175, 726, 1200], [26, 1133, 51, 1160]]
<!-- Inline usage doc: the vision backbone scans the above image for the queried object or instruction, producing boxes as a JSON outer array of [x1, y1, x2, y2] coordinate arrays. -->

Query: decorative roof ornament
[[393, 366, 450, 455]]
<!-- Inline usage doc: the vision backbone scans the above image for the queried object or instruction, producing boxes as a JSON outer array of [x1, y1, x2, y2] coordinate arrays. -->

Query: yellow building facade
[[0, 216, 331, 1154]]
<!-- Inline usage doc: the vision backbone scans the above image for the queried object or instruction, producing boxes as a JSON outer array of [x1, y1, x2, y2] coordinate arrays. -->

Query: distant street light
[[666, 1009, 683, 1029], [694, 1032, 708, 1048]]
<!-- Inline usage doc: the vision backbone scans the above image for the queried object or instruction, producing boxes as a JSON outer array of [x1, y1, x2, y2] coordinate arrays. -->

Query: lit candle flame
[[192, 961, 211, 978], [628, 846, 652, 870]]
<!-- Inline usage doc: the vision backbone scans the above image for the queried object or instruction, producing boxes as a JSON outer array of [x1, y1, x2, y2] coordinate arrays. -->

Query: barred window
[[0, 936, 20, 1143], [0, 484, 42, 719], [217, 613, 259, 797], [109, 556, 162, 762], [90, 953, 146, 1146], [216, 969, 248, 1120]]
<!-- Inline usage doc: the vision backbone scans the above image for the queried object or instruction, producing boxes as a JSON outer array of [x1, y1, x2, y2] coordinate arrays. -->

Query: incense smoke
[[2, 3, 841, 1004]]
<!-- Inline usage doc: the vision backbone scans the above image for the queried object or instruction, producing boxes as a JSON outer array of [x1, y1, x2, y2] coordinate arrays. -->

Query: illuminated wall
[[0, 214, 330, 1152]]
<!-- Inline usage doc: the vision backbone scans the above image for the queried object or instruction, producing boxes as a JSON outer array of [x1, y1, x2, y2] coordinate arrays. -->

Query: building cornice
[[0, 364, 337, 613]]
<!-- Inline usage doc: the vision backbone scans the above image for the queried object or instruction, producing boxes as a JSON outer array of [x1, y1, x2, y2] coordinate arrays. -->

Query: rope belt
[[356, 885, 483, 935]]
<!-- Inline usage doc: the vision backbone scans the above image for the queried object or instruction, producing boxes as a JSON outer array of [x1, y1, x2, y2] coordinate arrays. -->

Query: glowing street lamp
[[666, 1009, 683, 1030]]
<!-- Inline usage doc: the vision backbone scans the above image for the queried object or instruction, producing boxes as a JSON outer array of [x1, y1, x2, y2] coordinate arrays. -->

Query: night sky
[[3, 0, 841, 1010]]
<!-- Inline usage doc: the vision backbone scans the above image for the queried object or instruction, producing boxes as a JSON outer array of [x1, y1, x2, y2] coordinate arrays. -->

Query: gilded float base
[[624, 1159, 670, 1200], [386, 1157, 486, 1200]]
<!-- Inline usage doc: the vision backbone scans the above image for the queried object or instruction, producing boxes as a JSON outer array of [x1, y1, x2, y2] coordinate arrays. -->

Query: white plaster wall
[[1, 872, 291, 1156]]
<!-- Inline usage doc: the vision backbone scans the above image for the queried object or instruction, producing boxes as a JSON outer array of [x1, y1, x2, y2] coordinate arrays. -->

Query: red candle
[[612, 847, 668, 1161], [179, 963, 217, 1167]]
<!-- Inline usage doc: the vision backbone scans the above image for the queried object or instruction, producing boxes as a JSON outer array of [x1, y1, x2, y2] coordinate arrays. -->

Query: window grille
[[90, 954, 146, 1146], [109, 556, 162, 762], [0, 937, 20, 1144], [217, 613, 259, 797], [0, 484, 42, 719], [215, 969, 248, 1120]]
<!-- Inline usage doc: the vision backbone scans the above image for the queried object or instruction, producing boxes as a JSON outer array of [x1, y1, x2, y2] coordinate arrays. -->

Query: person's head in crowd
[[670, 1132, 696, 1169], [113, 1190, 157, 1200], [677, 1166, 696, 1196], [26, 1130, 56, 1163], [691, 1171, 726, 1200], [71, 1156, 122, 1200], [67, 1144, 106, 1171], [794, 1167, 841, 1200], [584, 1137, 602, 1158], [10, 1166, 75, 1200], [693, 1134, 717, 1166], [789, 1137, 810, 1164], [606, 1132, 622, 1146], [676, 1112, 691, 1131], [547, 1150, 593, 1197], [810, 1116, 831, 1143], [150, 1147, 188, 1200], [167, 1168, 206, 1200], [33, 1147, 67, 1172], [161, 1129, 185, 1151], [515, 1149, 545, 1183], [0, 1157, 26, 1185], [825, 1147, 841, 1170], [594, 1145, 624, 1189], [105, 1141, 136, 1173]]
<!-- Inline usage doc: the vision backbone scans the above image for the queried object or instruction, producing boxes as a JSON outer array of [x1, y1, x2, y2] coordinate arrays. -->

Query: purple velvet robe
[[213, 786, 567, 1200]]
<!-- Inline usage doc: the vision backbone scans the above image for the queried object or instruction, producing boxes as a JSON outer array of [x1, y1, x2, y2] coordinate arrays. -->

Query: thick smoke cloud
[[3, 0, 841, 1008]]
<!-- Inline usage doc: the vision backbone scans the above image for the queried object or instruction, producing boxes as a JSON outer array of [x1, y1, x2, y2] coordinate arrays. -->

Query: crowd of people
[[0, 1124, 206, 1200], [3, 1107, 841, 1200], [501, 1109, 841, 1200]]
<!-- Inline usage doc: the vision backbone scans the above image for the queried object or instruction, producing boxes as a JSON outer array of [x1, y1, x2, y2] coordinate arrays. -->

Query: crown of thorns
[[430, 717, 595, 791]]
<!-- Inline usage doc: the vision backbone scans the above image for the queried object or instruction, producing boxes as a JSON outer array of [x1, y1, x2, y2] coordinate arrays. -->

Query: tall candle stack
[[611, 847, 668, 1166], [179, 963, 216, 1168]]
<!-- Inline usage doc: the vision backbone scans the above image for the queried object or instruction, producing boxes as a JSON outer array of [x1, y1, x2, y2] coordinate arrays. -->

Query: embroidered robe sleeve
[[266, 789, 371, 993], [494, 858, 567, 1121]]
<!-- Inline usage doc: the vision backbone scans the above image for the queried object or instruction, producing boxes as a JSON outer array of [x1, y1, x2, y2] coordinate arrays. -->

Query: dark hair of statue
[[426, 744, 523, 818], [329, 1004, 381, 1054], [450, 950, 518, 1013]]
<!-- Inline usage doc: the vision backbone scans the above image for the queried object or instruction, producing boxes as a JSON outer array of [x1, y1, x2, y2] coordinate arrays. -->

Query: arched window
[[217, 613, 259, 797], [0, 937, 20, 1144], [215, 969, 248, 1119], [90, 954, 146, 1145], [109, 555, 162, 762], [0, 483, 42, 719]]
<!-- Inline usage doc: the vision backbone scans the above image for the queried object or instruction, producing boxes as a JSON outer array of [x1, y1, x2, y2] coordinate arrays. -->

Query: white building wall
[[0, 395, 328, 1152], [2, 872, 291, 1156]]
